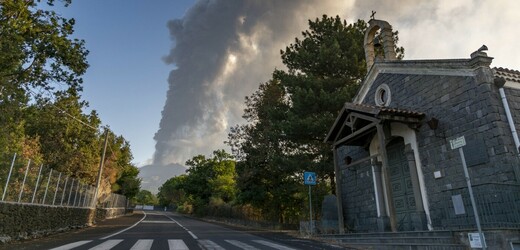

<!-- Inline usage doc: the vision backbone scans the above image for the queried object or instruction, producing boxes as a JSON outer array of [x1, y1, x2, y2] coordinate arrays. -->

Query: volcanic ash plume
[[153, 0, 347, 165]]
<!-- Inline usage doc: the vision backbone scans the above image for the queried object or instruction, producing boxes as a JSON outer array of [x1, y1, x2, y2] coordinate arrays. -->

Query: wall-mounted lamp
[[427, 117, 445, 139], [427, 117, 439, 130]]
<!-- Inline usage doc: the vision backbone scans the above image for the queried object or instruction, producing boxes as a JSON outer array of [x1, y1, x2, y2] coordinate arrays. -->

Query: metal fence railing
[[0, 153, 126, 209], [437, 182, 520, 230]]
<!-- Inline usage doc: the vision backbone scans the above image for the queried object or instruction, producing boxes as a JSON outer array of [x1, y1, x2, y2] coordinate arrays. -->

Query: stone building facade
[[325, 19, 520, 247]]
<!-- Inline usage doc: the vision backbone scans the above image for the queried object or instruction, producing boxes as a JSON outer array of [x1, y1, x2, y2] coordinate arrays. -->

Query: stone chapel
[[325, 19, 520, 248]]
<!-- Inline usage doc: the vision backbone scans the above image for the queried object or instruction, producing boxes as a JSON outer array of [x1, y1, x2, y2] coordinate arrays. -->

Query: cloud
[[154, 0, 519, 166]]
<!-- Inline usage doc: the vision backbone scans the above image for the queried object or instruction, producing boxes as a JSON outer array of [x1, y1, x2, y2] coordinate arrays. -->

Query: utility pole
[[92, 128, 109, 208]]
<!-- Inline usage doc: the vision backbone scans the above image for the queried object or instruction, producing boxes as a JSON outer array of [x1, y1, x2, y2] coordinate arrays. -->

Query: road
[[4, 211, 344, 250]]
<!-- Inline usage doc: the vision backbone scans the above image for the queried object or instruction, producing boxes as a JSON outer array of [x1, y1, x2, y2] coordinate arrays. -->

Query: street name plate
[[450, 136, 466, 150]]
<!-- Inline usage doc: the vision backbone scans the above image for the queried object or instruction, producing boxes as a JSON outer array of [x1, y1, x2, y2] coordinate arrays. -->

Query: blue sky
[[55, 1, 195, 166], [51, 1, 519, 167]]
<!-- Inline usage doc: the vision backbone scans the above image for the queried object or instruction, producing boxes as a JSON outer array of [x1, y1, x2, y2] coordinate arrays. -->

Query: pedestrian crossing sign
[[304, 172, 317, 185]]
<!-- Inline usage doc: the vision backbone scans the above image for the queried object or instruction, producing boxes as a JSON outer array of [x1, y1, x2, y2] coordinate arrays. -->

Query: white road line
[[130, 239, 153, 250], [198, 240, 225, 250], [168, 239, 189, 250], [88, 239, 123, 250], [225, 240, 260, 250], [253, 240, 296, 250], [49, 240, 92, 250], [164, 214, 198, 240], [100, 212, 147, 240], [141, 220, 176, 224]]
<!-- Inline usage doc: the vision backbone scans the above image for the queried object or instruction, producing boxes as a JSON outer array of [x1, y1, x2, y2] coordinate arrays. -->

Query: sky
[[54, 0, 520, 167]]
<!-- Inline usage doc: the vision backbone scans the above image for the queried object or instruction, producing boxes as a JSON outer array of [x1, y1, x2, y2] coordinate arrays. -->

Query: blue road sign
[[304, 172, 317, 185]]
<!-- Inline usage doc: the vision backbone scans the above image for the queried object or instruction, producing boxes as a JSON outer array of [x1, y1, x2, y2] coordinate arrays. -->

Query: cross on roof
[[371, 10, 376, 20]]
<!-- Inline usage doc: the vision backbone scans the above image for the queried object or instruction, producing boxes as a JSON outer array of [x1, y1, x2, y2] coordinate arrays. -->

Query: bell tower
[[364, 19, 397, 70]]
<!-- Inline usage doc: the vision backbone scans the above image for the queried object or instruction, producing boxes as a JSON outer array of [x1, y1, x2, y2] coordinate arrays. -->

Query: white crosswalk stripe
[[225, 240, 260, 250], [168, 239, 189, 250], [88, 239, 123, 250], [253, 240, 297, 250], [198, 239, 225, 250], [49, 240, 92, 250], [130, 239, 153, 250], [51, 238, 298, 250]]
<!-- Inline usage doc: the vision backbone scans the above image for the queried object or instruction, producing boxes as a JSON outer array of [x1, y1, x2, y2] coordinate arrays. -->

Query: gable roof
[[324, 103, 424, 144], [494, 67, 520, 83]]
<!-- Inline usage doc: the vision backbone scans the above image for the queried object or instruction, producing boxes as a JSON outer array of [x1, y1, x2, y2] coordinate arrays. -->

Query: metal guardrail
[[0, 153, 126, 209]]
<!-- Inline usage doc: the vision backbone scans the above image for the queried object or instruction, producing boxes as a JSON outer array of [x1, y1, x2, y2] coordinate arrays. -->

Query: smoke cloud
[[154, 0, 347, 165], [154, 0, 518, 166]]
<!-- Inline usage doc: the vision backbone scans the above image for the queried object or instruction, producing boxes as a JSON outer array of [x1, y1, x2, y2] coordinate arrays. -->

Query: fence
[[0, 153, 126, 209], [437, 182, 520, 229]]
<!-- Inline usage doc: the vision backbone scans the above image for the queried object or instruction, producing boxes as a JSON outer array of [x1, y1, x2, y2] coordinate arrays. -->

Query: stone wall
[[0, 202, 95, 242], [0, 202, 132, 243], [339, 146, 378, 232], [362, 72, 520, 230]]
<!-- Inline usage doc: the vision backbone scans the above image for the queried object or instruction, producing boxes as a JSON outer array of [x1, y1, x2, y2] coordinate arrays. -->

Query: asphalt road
[[3, 211, 345, 250]]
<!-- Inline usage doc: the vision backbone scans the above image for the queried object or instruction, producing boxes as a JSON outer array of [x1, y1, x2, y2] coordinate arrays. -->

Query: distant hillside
[[138, 163, 187, 194]]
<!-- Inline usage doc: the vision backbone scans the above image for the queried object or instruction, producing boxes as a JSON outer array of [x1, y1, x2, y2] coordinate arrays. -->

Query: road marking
[[89, 239, 123, 250], [253, 240, 296, 250], [164, 214, 198, 240], [168, 239, 189, 250], [130, 239, 153, 250], [141, 220, 176, 224], [49, 240, 92, 250], [199, 240, 225, 250], [100, 212, 147, 240], [225, 240, 259, 250]]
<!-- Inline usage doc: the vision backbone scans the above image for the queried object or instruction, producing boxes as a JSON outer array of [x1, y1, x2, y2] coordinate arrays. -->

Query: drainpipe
[[496, 78, 520, 155], [495, 77, 520, 183]]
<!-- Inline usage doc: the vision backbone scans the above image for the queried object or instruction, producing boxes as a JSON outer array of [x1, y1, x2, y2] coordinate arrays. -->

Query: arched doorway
[[386, 137, 416, 231]]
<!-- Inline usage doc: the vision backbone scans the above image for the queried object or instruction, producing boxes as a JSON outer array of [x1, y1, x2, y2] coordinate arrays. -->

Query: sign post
[[304, 171, 317, 234], [450, 136, 486, 249]]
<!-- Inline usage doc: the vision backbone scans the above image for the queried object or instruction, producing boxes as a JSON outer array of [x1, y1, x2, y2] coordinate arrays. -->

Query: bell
[[374, 36, 382, 48]]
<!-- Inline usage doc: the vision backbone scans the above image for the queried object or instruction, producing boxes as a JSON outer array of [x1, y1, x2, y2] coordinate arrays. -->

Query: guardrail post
[[32, 164, 44, 203], [18, 159, 31, 203], [42, 169, 53, 204], [67, 179, 75, 206], [73, 182, 80, 207], [60, 176, 69, 206], [2, 153, 17, 201], [52, 172, 62, 205]]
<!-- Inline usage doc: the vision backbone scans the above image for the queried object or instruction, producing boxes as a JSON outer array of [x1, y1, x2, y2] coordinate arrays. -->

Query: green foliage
[[157, 174, 187, 207], [157, 150, 236, 215], [0, 0, 88, 93], [135, 190, 158, 205], [114, 164, 141, 199], [0, 1, 140, 202], [227, 15, 405, 224]]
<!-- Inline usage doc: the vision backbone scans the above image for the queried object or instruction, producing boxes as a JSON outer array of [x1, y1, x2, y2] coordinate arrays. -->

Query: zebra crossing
[[50, 238, 297, 250]]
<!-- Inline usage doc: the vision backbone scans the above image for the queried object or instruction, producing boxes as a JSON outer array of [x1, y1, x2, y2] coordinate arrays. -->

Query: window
[[375, 84, 391, 107]]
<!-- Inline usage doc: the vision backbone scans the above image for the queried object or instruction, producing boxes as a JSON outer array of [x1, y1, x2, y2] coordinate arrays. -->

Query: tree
[[228, 15, 404, 223], [0, 0, 88, 158], [157, 150, 236, 215], [135, 190, 158, 205], [24, 89, 101, 182], [158, 175, 187, 207]]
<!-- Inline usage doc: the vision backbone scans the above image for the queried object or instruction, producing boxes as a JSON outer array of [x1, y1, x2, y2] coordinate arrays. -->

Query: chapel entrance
[[386, 138, 416, 231]]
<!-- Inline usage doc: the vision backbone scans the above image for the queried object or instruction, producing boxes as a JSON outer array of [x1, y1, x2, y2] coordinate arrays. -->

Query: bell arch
[[364, 19, 397, 70]]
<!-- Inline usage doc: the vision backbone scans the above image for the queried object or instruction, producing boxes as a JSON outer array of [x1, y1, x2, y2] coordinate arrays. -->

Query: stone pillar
[[404, 144, 427, 231], [333, 147, 345, 233], [371, 159, 390, 231], [377, 124, 397, 232]]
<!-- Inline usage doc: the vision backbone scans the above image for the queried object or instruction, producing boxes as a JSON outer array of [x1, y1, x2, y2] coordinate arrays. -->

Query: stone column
[[404, 144, 427, 230], [377, 124, 397, 232], [333, 147, 345, 233], [371, 159, 390, 231]]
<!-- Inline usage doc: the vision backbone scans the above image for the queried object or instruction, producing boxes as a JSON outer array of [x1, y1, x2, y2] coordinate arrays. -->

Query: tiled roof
[[494, 67, 520, 83], [344, 103, 425, 118]]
